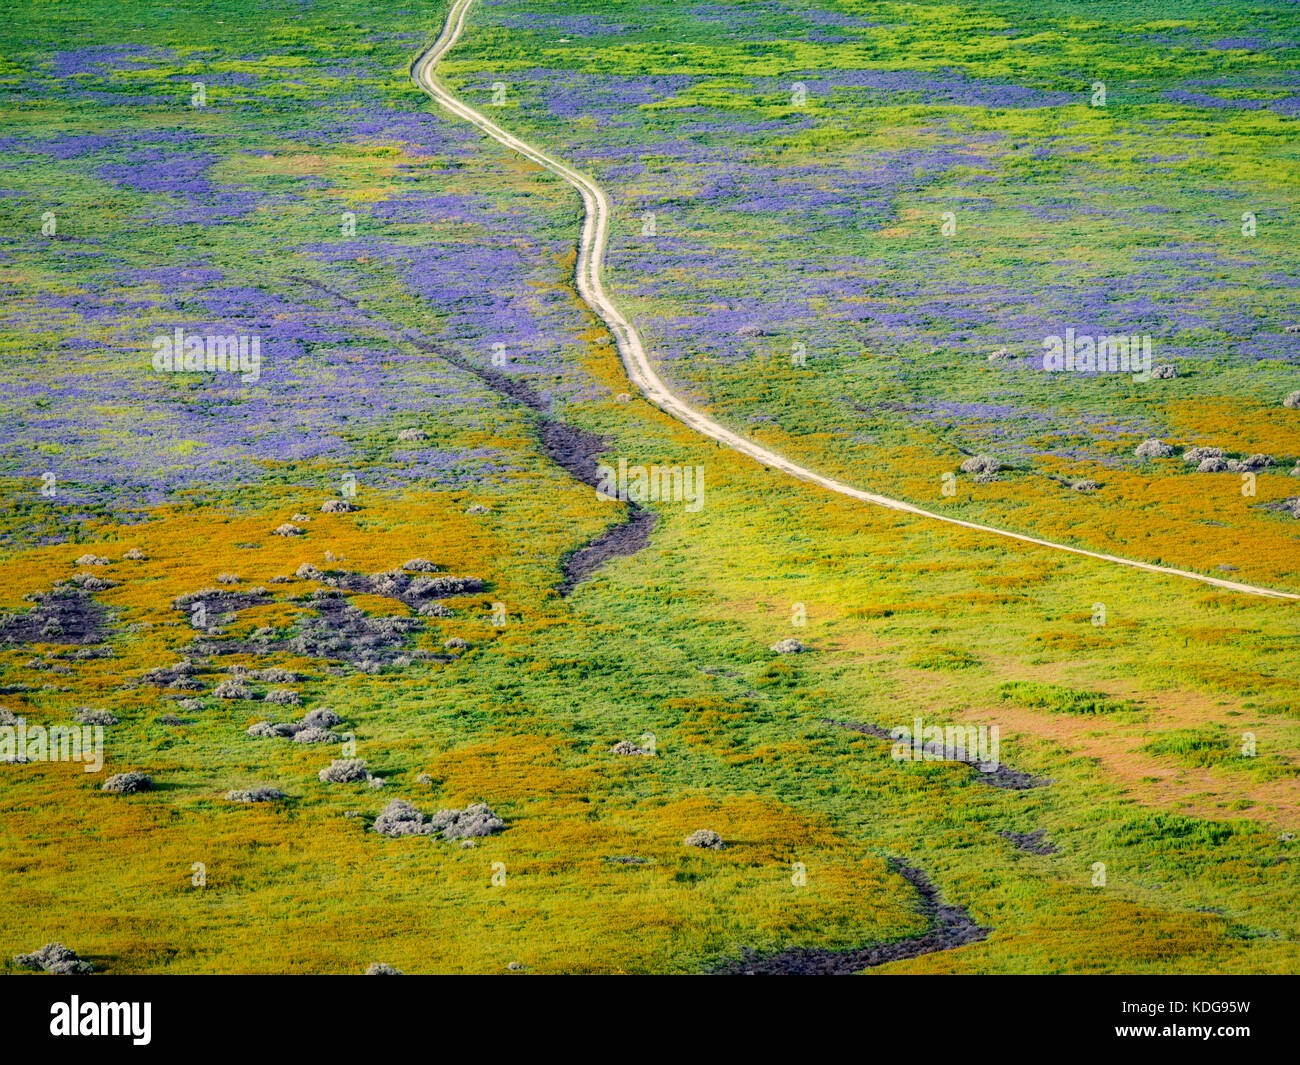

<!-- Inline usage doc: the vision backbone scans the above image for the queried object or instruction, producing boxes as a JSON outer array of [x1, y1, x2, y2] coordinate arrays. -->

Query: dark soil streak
[[285, 275, 655, 592], [536, 418, 607, 488], [710, 859, 991, 975], [999, 828, 1059, 855], [823, 717, 1051, 790], [558, 506, 657, 597], [289, 275, 549, 413]]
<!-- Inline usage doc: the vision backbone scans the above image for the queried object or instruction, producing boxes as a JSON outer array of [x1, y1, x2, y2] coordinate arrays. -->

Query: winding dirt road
[[410, 0, 1297, 602]]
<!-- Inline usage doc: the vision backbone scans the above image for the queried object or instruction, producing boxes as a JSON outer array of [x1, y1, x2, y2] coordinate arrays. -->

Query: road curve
[[410, 0, 1297, 603]]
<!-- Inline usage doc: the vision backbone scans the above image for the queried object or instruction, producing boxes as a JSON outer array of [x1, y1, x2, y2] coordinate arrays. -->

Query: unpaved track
[[410, 0, 1297, 603]]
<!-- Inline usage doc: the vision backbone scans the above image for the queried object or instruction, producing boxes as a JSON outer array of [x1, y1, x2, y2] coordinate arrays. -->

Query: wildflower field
[[0, 0, 1297, 975]]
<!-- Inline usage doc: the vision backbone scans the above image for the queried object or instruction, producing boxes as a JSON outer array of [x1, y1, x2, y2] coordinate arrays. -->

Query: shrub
[[1134, 438, 1174, 459], [226, 787, 286, 803], [301, 708, 341, 729], [319, 759, 370, 784], [959, 454, 1000, 474], [213, 679, 253, 700], [684, 829, 725, 850], [70, 574, 118, 591], [102, 772, 152, 794], [14, 942, 93, 975], [247, 720, 300, 738], [293, 727, 340, 744], [373, 799, 433, 836], [409, 576, 483, 597], [373, 800, 505, 840], [431, 803, 505, 840]]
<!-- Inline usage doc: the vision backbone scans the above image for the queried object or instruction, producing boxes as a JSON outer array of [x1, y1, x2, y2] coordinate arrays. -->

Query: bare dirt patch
[[0, 587, 110, 646]]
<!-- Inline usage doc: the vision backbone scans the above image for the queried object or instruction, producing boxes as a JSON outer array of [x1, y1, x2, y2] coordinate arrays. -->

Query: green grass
[[1000, 681, 1139, 715]]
